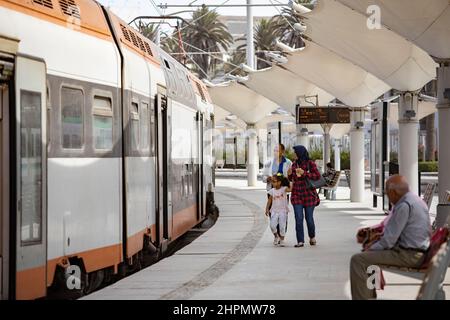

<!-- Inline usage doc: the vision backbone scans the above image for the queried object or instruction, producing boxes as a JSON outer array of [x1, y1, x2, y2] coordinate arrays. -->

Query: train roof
[[1, 0, 112, 40], [1, 0, 213, 111]]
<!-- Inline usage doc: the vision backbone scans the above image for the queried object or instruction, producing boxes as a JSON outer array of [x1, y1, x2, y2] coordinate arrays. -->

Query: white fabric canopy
[[243, 66, 334, 114], [207, 81, 279, 124], [213, 104, 231, 122], [329, 124, 351, 139], [301, 0, 437, 91], [254, 114, 295, 130], [337, 0, 450, 59], [280, 40, 391, 107]]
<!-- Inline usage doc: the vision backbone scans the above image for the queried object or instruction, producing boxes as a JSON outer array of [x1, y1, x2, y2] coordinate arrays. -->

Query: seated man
[[350, 175, 431, 300], [322, 162, 336, 186]]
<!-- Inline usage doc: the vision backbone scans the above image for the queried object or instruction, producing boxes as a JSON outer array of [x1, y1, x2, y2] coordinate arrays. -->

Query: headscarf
[[293, 145, 310, 164]]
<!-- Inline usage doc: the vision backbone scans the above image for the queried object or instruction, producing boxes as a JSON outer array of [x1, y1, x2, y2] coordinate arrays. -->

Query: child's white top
[[268, 187, 289, 213]]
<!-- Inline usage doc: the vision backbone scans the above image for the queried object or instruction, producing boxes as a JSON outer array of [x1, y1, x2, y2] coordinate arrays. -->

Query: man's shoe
[[273, 237, 279, 246], [294, 242, 304, 247], [279, 239, 285, 247], [310, 238, 317, 246]]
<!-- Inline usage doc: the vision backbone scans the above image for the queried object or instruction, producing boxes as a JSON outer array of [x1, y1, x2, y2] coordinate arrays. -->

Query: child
[[265, 173, 292, 247]]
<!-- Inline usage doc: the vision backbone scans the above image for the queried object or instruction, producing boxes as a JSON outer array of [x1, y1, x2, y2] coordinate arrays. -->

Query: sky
[[97, 0, 286, 24]]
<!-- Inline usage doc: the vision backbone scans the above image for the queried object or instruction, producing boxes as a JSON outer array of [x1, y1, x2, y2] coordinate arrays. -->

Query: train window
[[130, 102, 139, 151], [140, 102, 149, 151], [46, 84, 51, 148], [175, 68, 186, 98], [61, 87, 84, 149], [164, 59, 170, 69], [20, 90, 42, 244], [181, 176, 185, 198], [189, 170, 193, 195], [93, 96, 113, 150]]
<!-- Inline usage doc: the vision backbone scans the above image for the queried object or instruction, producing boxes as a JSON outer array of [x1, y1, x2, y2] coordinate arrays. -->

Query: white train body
[[0, 0, 214, 299]]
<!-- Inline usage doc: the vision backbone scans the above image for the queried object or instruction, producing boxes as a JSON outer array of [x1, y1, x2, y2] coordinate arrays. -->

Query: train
[[0, 0, 216, 299]]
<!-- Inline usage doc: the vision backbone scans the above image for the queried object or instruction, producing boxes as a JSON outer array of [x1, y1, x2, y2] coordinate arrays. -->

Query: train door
[[1, 56, 13, 300], [14, 55, 47, 299], [155, 86, 172, 251], [197, 112, 206, 220]]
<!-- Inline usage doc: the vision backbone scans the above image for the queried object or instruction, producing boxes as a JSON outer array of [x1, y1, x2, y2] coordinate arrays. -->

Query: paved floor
[[84, 178, 449, 300]]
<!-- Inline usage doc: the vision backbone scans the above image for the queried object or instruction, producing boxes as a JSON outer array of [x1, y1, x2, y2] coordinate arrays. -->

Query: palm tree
[[223, 50, 246, 76], [179, 5, 233, 79], [160, 31, 187, 65], [425, 113, 436, 161], [253, 18, 282, 69], [236, 18, 281, 70], [421, 80, 437, 161], [273, 0, 313, 48], [137, 21, 159, 43]]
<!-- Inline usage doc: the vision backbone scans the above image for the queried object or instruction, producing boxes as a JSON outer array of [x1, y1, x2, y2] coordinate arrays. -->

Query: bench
[[322, 171, 341, 200], [417, 238, 450, 299], [422, 183, 436, 210], [215, 159, 225, 169], [344, 169, 351, 188], [379, 227, 450, 300], [430, 190, 450, 243]]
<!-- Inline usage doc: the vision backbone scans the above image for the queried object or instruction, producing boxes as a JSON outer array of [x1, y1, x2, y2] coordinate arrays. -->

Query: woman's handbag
[[305, 163, 327, 189]]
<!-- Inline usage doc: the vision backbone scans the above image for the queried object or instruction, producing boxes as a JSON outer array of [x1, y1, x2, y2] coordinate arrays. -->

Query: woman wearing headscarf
[[288, 145, 321, 247]]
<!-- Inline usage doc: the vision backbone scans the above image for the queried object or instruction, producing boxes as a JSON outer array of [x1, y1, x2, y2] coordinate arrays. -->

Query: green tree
[[137, 21, 158, 43], [237, 18, 281, 69], [273, 0, 312, 48], [179, 5, 233, 79], [254, 18, 281, 69], [223, 50, 246, 76], [160, 31, 187, 65]]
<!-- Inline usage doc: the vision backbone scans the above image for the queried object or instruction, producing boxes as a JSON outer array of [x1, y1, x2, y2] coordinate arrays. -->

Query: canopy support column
[[334, 139, 341, 171], [322, 124, 332, 166], [437, 62, 450, 203], [398, 91, 420, 194], [296, 124, 309, 148], [247, 124, 259, 186], [350, 109, 365, 202]]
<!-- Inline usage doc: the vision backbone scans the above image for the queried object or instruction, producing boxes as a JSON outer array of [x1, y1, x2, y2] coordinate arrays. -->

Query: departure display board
[[296, 106, 350, 124]]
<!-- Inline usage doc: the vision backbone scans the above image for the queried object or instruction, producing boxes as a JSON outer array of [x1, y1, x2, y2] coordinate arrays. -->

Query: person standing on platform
[[288, 145, 321, 248], [323, 162, 336, 185], [262, 144, 292, 191], [262, 144, 292, 238], [265, 174, 292, 247]]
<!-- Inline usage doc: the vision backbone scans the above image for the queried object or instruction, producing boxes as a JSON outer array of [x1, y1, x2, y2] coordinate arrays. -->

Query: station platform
[[84, 179, 449, 300]]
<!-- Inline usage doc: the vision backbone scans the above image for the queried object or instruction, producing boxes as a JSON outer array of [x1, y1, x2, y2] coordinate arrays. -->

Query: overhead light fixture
[[288, 0, 312, 14], [293, 23, 307, 33], [240, 63, 256, 73], [202, 79, 215, 87], [355, 121, 364, 129], [275, 40, 296, 53], [225, 74, 247, 82], [403, 110, 416, 119], [226, 114, 237, 120], [418, 93, 437, 103], [266, 52, 288, 64]]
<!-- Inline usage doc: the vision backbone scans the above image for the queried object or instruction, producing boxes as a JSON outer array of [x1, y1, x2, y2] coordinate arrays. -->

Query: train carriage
[[0, 0, 215, 300]]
